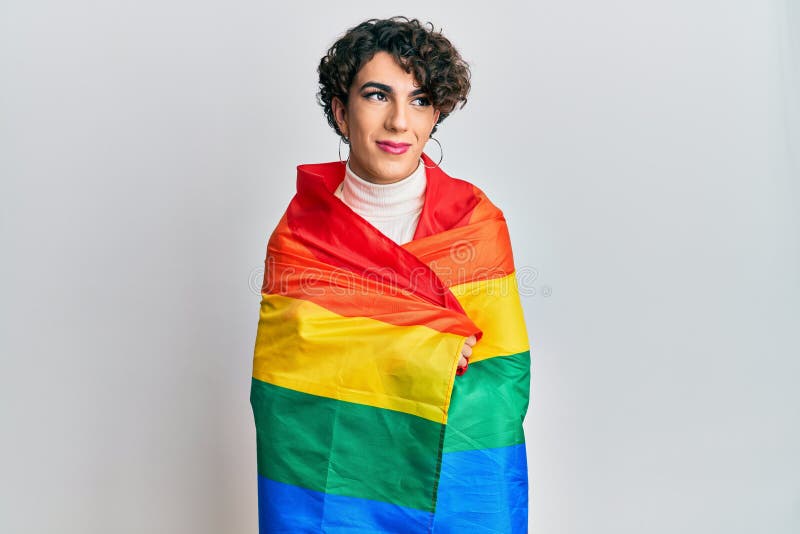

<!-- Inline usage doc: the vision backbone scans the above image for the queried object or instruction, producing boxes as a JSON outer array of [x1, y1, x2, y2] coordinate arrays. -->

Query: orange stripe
[[261, 215, 479, 337], [402, 222, 514, 288]]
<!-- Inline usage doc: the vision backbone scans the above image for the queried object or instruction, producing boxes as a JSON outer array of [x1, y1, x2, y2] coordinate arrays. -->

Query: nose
[[386, 101, 409, 132]]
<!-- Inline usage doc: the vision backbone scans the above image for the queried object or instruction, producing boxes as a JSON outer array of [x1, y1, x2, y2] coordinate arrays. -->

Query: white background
[[2, 1, 798, 532]]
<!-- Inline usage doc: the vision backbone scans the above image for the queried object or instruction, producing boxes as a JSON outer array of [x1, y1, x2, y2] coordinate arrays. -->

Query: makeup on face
[[336, 52, 440, 183]]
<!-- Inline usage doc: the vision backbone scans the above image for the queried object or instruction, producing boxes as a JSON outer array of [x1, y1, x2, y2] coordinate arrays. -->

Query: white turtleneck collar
[[335, 158, 426, 218], [333, 158, 427, 244]]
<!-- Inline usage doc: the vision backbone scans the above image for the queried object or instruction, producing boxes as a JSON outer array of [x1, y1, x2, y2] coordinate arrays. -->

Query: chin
[[357, 153, 417, 182], [381, 161, 415, 179]]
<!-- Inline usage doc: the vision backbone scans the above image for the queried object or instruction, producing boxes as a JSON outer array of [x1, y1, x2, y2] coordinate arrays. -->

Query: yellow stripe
[[252, 293, 464, 423], [449, 271, 530, 363]]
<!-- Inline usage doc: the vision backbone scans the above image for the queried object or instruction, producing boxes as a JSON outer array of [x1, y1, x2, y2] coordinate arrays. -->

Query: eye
[[412, 96, 432, 106], [364, 90, 388, 102]]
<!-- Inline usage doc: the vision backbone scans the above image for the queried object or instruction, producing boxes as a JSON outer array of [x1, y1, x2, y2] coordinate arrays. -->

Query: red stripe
[[412, 152, 482, 240]]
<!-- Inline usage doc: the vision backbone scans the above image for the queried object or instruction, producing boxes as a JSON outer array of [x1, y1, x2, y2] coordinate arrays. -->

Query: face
[[332, 51, 441, 184]]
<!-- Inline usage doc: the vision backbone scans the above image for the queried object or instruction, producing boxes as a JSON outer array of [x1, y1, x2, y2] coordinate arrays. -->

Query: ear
[[332, 96, 349, 138], [432, 108, 441, 132]]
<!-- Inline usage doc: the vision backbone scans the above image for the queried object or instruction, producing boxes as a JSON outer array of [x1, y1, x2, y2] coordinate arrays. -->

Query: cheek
[[348, 116, 371, 141], [351, 107, 387, 137], [415, 112, 436, 130]]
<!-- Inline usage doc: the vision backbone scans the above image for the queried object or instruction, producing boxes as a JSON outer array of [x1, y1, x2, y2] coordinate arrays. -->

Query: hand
[[458, 334, 477, 372]]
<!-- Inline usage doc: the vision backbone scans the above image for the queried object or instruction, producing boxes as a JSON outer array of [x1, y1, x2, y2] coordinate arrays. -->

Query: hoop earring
[[423, 136, 443, 168], [338, 136, 350, 165]]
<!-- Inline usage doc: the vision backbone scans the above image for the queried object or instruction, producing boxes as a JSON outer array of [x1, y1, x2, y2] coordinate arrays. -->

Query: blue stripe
[[257, 475, 433, 533], [432, 442, 529, 533]]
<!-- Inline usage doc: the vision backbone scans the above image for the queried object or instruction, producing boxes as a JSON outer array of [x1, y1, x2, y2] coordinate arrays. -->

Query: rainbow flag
[[251, 152, 531, 532]]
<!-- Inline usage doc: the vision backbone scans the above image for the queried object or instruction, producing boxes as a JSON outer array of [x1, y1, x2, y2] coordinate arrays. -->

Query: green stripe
[[250, 377, 444, 511], [444, 350, 531, 453]]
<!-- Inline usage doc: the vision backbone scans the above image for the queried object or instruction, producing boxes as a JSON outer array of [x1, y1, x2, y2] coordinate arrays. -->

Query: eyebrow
[[358, 81, 427, 96]]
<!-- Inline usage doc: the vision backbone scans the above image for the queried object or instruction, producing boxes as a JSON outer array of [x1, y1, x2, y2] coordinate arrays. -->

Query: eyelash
[[364, 90, 431, 107]]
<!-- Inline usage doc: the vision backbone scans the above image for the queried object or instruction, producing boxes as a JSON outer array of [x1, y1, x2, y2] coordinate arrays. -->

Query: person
[[321, 20, 476, 374], [251, 16, 531, 533]]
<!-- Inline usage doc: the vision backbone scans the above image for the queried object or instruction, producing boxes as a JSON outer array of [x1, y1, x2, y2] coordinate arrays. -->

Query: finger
[[458, 355, 467, 368], [465, 334, 477, 346], [461, 344, 472, 358]]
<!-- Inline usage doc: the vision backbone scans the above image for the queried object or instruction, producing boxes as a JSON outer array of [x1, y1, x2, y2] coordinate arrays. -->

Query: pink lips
[[376, 140, 411, 155]]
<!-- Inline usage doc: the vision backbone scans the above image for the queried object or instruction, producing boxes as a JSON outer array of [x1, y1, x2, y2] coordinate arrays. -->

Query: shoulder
[[446, 174, 505, 225]]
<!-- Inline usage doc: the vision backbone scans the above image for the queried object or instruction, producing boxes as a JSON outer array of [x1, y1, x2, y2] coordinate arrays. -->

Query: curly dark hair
[[316, 16, 471, 140]]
